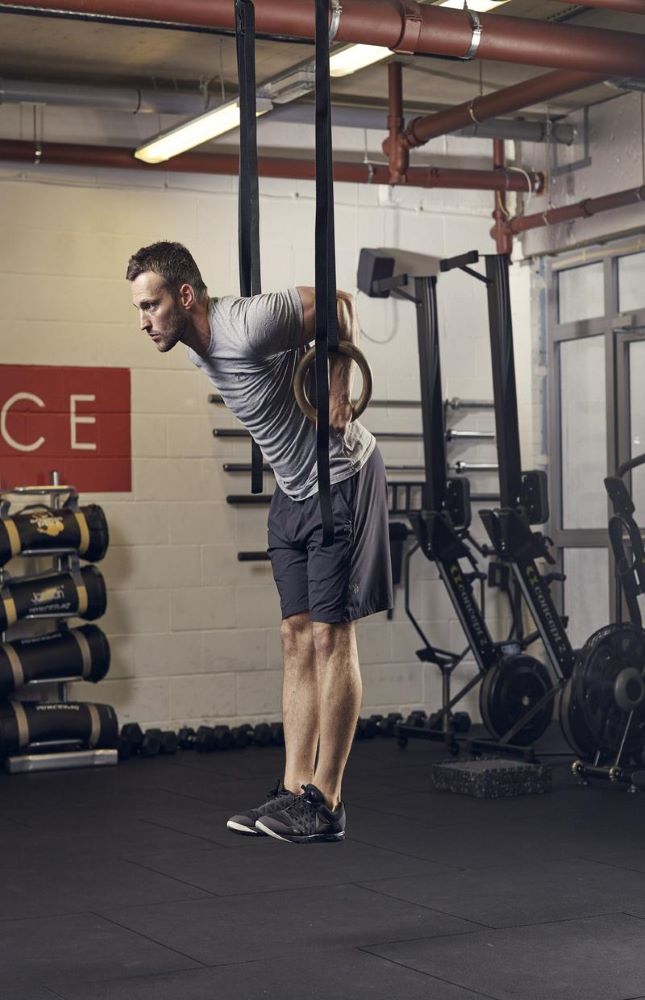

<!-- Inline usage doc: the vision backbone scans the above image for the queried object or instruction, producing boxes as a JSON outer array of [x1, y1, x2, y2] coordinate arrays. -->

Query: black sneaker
[[226, 780, 298, 836], [255, 783, 346, 843]]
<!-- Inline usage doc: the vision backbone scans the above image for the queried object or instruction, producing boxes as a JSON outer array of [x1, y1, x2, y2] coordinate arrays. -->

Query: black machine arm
[[605, 453, 645, 626]]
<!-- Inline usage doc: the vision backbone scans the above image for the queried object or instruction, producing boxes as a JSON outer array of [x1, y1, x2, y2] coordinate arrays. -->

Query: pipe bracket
[[461, 9, 483, 61], [329, 0, 342, 43], [393, 1, 423, 54], [467, 100, 482, 125]]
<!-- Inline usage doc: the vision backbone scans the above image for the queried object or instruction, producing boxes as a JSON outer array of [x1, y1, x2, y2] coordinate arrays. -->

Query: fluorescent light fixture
[[439, 0, 510, 9], [134, 97, 273, 164], [329, 44, 392, 78]]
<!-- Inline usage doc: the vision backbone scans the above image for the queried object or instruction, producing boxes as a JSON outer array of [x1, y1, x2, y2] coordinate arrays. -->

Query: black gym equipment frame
[[461, 251, 645, 788], [441, 252, 579, 758], [357, 249, 552, 755], [565, 453, 645, 790]]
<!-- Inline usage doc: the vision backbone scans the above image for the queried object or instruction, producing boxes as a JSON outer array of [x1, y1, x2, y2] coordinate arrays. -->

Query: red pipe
[[387, 62, 408, 185], [388, 69, 603, 152], [4, 1, 645, 77], [492, 139, 513, 255], [0, 139, 544, 192], [550, 0, 645, 13], [506, 185, 645, 234]]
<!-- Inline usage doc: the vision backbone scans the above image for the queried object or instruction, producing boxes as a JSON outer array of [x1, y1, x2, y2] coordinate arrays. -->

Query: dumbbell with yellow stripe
[[0, 625, 111, 698], [0, 700, 119, 756], [0, 565, 107, 630], [0, 504, 109, 567]]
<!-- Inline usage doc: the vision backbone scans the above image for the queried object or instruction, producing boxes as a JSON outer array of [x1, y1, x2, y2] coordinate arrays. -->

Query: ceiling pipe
[[386, 62, 407, 184], [0, 138, 544, 191], [273, 102, 574, 143], [3, 1, 645, 78], [0, 77, 576, 145], [384, 69, 603, 154], [491, 139, 513, 255], [0, 77, 214, 114], [505, 184, 645, 234], [549, 0, 645, 13]]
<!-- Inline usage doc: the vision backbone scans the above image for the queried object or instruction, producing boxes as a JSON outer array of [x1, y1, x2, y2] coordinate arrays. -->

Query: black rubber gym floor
[[4, 728, 645, 1000]]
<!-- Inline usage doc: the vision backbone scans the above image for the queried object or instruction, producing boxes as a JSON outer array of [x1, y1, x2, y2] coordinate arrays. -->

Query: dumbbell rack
[[0, 475, 117, 774]]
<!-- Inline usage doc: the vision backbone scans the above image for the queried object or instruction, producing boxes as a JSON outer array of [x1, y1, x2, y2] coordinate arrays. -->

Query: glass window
[[563, 548, 610, 647], [558, 263, 604, 324], [628, 340, 645, 514], [560, 335, 607, 529], [618, 252, 645, 313]]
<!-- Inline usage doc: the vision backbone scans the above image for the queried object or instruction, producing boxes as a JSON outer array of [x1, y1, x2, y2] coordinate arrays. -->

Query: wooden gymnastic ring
[[293, 342, 373, 423]]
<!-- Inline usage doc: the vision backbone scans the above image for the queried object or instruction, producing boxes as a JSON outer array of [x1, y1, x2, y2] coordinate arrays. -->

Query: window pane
[[563, 548, 609, 647], [629, 339, 645, 514], [558, 263, 604, 324], [619, 252, 645, 313], [560, 335, 607, 528]]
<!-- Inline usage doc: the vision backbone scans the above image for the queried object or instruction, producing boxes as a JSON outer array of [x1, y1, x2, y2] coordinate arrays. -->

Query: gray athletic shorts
[[267, 446, 393, 623]]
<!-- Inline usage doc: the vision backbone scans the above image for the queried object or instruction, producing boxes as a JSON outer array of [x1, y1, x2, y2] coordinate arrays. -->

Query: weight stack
[[0, 565, 107, 629], [432, 758, 552, 798], [0, 504, 109, 566], [0, 626, 111, 698], [0, 700, 119, 756]]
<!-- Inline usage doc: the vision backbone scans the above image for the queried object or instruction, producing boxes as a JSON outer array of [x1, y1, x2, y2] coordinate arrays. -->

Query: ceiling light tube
[[328, 44, 392, 78], [134, 97, 273, 164]]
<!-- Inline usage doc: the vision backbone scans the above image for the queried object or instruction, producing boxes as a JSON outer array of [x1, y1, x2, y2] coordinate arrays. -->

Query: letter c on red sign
[[1, 392, 45, 452]]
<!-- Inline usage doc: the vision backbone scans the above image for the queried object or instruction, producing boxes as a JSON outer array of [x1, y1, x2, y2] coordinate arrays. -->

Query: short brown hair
[[126, 241, 207, 297]]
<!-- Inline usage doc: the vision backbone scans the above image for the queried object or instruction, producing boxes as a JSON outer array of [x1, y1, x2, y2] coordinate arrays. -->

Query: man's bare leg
[[281, 611, 319, 794], [311, 621, 361, 809]]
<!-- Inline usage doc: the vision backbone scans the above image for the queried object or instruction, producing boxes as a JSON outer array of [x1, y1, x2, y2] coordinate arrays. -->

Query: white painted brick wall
[[521, 91, 645, 257]]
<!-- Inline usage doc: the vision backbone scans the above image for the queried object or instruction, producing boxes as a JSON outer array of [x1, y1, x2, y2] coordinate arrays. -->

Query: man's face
[[131, 271, 189, 353]]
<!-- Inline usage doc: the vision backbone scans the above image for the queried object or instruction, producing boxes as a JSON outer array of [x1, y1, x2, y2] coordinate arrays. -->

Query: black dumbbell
[[176, 726, 215, 751], [426, 712, 443, 731], [368, 714, 384, 735], [146, 728, 178, 755], [121, 723, 143, 754], [405, 710, 428, 728], [140, 730, 161, 757], [377, 712, 403, 737], [270, 722, 284, 746], [453, 711, 471, 734], [117, 733, 134, 761], [177, 727, 196, 749], [195, 726, 216, 752], [213, 725, 234, 750], [355, 717, 376, 740], [253, 723, 272, 747], [231, 726, 251, 749]]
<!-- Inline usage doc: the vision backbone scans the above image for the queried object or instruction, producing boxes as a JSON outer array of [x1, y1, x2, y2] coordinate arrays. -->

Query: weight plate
[[479, 654, 554, 746], [560, 676, 596, 760], [572, 623, 645, 759]]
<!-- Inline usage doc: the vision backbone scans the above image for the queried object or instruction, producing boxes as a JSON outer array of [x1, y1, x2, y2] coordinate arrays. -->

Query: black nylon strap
[[235, 0, 263, 494], [315, 0, 337, 547]]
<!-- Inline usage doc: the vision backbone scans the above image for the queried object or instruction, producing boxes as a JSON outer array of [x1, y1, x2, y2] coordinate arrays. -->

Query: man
[[127, 241, 393, 844]]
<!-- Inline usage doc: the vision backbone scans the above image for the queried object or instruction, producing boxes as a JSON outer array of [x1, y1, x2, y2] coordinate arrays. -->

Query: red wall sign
[[0, 365, 131, 493]]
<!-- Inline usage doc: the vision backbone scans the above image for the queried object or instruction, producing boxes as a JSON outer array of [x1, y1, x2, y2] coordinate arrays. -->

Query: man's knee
[[312, 620, 355, 661], [281, 612, 313, 659]]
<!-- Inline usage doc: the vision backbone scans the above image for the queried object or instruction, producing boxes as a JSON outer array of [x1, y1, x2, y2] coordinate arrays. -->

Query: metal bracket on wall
[[549, 107, 591, 178]]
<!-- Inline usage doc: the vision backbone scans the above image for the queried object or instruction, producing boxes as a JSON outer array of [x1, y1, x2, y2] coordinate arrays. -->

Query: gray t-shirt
[[186, 288, 375, 501]]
